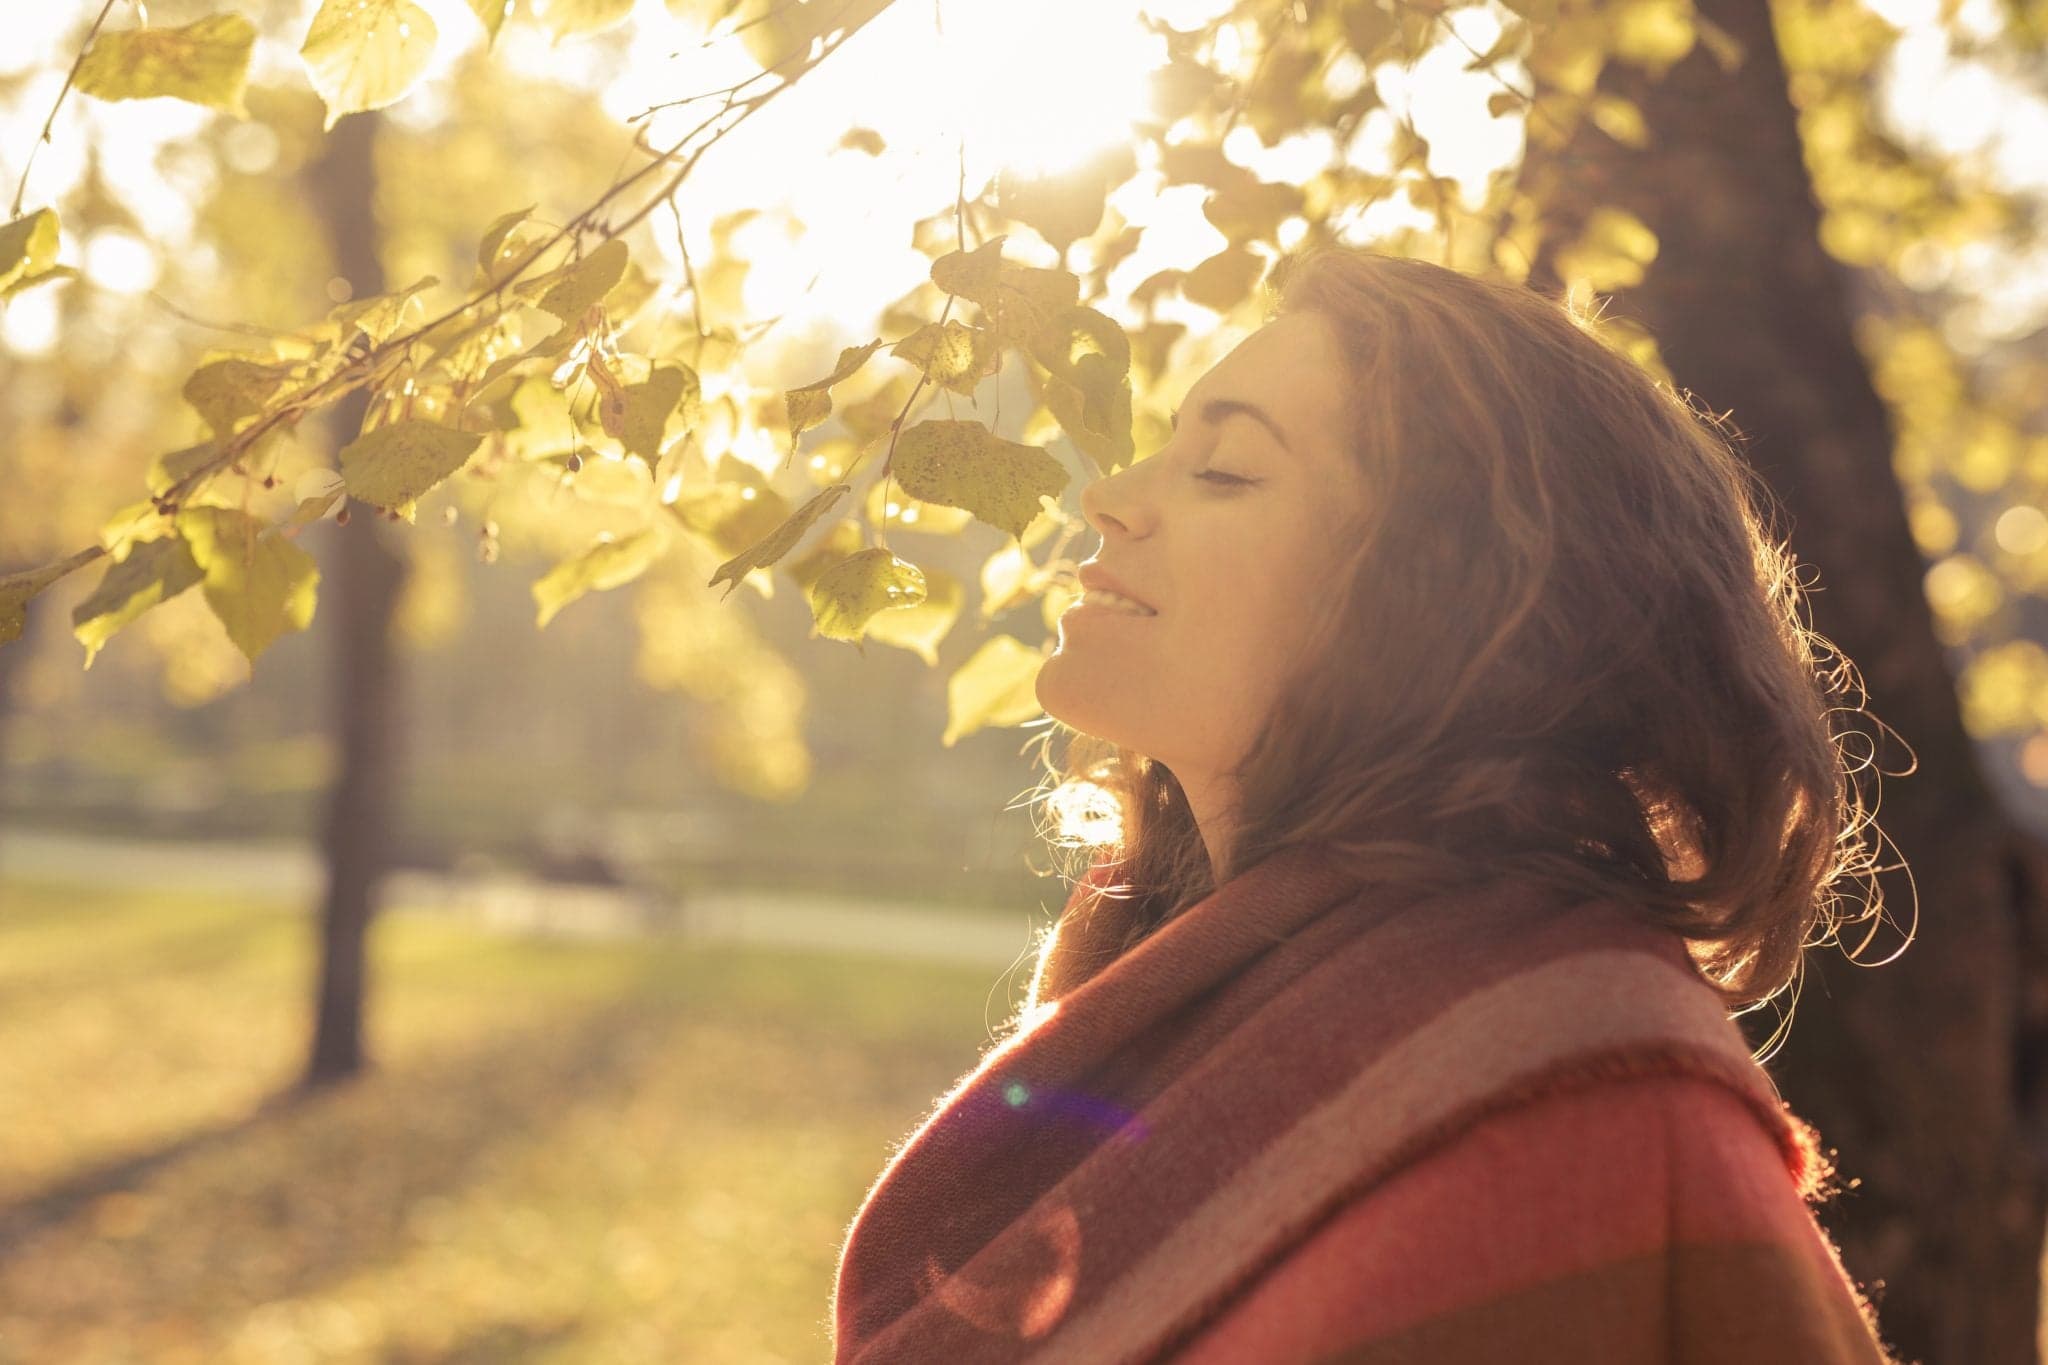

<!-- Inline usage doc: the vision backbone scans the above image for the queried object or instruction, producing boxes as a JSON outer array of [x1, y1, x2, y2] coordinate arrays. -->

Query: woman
[[831, 247, 1907, 1363]]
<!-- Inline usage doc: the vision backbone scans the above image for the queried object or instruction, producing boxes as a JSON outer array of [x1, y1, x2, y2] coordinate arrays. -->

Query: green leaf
[[175, 506, 320, 663], [706, 483, 853, 600], [784, 339, 884, 440], [70, 534, 205, 668], [74, 12, 257, 116], [533, 529, 664, 628], [338, 419, 484, 522], [808, 547, 926, 647], [892, 420, 1069, 540], [468, 0, 514, 44], [862, 565, 963, 665], [0, 208, 61, 293], [300, 0, 440, 132], [0, 548, 104, 648], [942, 634, 1046, 746], [182, 356, 296, 437], [890, 320, 997, 397], [533, 0, 636, 38], [518, 238, 629, 322]]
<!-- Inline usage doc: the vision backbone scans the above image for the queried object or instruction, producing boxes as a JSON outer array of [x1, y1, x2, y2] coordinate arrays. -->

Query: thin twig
[[12, 0, 124, 219]]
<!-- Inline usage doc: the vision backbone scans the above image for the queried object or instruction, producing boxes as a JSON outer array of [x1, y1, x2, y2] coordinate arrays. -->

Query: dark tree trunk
[[301, 111, 409, 1089], [1518, 1, 2048, 1360], [0, 597, 28, 848]]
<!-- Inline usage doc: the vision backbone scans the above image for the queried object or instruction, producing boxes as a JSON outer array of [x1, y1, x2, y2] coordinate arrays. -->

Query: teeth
[[1081, 588, 1156, 616]]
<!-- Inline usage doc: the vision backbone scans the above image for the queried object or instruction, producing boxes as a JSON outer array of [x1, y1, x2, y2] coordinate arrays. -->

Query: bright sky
[[0, 0, 2040, 359]]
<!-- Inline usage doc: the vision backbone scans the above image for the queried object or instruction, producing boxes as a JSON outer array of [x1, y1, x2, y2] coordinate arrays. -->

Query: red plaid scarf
[[831, 841, 1840, 1363]]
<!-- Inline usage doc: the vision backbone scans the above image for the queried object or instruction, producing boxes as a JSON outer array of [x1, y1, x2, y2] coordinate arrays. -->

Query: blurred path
[[0, 828, 1042, 970]]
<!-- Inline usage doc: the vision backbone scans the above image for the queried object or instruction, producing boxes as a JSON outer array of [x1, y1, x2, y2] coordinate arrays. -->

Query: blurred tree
[[1515, 0, 2047, 1355], [303, 108, 406, 1086]]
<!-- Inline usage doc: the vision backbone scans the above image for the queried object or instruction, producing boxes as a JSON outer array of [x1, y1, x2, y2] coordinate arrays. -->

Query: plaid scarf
[[831, 841, 1861, 1363]]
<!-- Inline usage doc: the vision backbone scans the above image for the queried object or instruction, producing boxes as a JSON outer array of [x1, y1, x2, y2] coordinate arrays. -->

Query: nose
[[1080, 463, 1150, 540]]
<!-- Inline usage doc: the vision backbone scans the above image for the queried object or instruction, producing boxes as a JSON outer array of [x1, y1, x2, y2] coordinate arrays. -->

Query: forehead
[[1185, 312, 1349, 451]]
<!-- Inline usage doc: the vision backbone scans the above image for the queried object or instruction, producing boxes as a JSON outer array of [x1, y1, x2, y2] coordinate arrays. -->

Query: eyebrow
[[1169, 397, 1295, 456]]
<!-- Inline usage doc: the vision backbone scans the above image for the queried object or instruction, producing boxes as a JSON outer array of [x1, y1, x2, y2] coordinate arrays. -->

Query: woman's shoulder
[[1173, 1072, 1900, 1364]]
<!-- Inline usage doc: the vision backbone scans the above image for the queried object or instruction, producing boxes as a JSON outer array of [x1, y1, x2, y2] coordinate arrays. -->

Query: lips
[[1077, 563, 1158, 613]]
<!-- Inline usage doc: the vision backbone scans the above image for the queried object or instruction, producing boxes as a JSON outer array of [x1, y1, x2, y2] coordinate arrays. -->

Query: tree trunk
[[0, 594, 30, 851], [301, 111, 408, 1089], [1518, 1, 2048, 1359]]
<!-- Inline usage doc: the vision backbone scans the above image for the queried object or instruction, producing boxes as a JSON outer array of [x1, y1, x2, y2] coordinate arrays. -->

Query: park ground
[[0, 876, 1032, 1364]]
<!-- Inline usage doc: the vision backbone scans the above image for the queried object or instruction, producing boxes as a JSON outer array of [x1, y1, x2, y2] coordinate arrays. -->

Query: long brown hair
[[1022, 246, 1898, 1052]]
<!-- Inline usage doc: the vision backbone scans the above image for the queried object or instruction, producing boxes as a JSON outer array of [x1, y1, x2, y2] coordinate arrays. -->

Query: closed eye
[[1196, 469, 1254, 486]]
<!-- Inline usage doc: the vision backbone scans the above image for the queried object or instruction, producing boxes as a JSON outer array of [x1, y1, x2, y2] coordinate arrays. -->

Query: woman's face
[[1037, 310, 1366, 791]]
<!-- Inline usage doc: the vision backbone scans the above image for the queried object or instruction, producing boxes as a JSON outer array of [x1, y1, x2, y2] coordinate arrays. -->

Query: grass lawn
[[0, 877, 1033, 1364]]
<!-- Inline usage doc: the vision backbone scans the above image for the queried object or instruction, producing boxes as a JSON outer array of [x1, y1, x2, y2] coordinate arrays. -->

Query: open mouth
[[1072, 589, 1157, 617]]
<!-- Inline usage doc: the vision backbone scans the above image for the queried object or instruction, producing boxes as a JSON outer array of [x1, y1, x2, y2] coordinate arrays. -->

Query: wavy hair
[[1021, 247, 1896, 1051]]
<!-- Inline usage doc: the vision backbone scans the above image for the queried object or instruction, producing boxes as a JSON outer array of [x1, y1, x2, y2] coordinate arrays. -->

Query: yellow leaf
[[666, 454, 793, 562], [1589, 94, 1650, 149], [943, 634, 1046, 746], [467, 0, 514, 43], [476, 203, 538, 275], [300, 0, 440, 131], [0, 208, 61, 292], [71, 534, 205, 668], [182, 355, 296, 437], [518, 238, 630, 322], [328, 274, 437, 344], [175, 506, 319, 663], [1552, 206, 1659, 293], [0, 548, 105, 648], [1182, 245, 1265, 312], [98, 499, 174, 559], [784, 339, 884, 440], [706, 483, 852, 599], [609, 365, 695, 461], [890, 319, 996, 397], [863, 566, 963, 664], [533, 529, 665, 628], [338, 419, 484, 522], [892, 419, 1070, 540], [533, 0, 636, 38], [1608, 0, 1696, 76], [807, 546, 927, 646], [75, 12, 256, 116]]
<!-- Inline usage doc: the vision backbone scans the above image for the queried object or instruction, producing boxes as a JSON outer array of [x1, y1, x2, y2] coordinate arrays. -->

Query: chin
[[1032, 654, 1146, 753]]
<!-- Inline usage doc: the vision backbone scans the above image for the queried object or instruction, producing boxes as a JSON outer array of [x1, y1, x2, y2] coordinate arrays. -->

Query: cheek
[[1181, 536, 1323, 695]]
